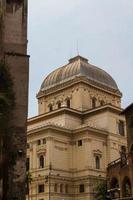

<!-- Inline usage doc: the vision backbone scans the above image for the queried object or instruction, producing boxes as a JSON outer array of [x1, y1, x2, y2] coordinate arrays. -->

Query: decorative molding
[[54, 145, 68, 151], [36, 145, 46, 154], [93, 149, 102, 157], [37, 76, 121, 99]]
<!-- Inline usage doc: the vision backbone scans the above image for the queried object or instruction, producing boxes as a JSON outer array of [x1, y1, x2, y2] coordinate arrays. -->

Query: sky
[[28, 0, 133, 117]]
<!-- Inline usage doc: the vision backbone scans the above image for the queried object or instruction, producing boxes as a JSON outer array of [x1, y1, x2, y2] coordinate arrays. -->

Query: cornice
[[28, 104, 123, 125], [5, 52, 30, 58], [37, 76, 122, 99], [27, 121, 109, 139], [28, 107, 82, 125], [73, 125, 108, 137], [27, 123, 72, 136], [27, 105, 124, 138], [107, 132, 127, 140], [83, 104, 123, 117]]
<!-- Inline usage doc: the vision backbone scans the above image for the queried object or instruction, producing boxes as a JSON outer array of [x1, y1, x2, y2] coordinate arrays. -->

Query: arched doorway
[[110, 177, 120, 199], [110, 177, 119, 189], [122, 177, 132, 197]]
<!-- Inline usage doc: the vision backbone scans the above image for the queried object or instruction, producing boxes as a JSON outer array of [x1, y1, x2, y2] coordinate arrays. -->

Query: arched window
[[95, 156, 100, 169], [110, 177, 119, 199], [57, 101, 61, 109], [118, 120, 125, 136], [92, 97, 96, 108], [122, 177, 132, 197], [39, 155, 44, 168], [54, 184, 57, 192], [110, 177, 119, 189], [60, 184, 63, 193], [49, 104, 53, 112], [66, 98, 70, 108], [79, 184, 84, 193]]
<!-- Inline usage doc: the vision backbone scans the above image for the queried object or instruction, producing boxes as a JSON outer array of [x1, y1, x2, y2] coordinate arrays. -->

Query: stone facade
[[27, 56, 126, 200], [0, 0, 29, 199], [107, 103, 133, 199]]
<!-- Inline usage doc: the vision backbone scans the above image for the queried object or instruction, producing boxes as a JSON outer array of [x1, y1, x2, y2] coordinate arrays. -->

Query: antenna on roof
[[76, 40, 79, 55]]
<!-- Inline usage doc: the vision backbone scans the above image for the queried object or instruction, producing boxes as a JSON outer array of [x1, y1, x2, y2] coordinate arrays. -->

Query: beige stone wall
[[84, 111, 126, 135], [27, 70, 124, 200], [27, 109, 127, 200], [38, 83, 121, 115], [28, 113, 82, 131]]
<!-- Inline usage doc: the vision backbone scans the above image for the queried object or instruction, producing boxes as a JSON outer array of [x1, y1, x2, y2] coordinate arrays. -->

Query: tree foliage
[[95, 181, 107, 200], [0, 60, 14, 130]]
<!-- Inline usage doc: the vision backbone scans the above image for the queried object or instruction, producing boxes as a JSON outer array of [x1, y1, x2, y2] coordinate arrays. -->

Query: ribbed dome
[[40, 55, 119, 92]]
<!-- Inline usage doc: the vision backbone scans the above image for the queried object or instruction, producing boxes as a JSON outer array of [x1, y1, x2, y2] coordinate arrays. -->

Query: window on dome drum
[[95, 156, 100, 169], [118, 120, 125, 136], [79, 184, 85, 193], [26, 158, 30, 171], [49, 104, 53, 112], [38, 184, 44, 193], [39, 155, 44, 168], [92, 97, 96, 108], [60, 184, 63, 193], [66, 98, 70, 108], [27, 143, 30, 149], [78, 140, 82, 146], [54, 184, 58, 192], [57, 101, 61, 109]]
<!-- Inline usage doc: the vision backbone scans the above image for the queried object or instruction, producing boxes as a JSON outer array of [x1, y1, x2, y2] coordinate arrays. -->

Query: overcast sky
[[28, 0, 133, 117]]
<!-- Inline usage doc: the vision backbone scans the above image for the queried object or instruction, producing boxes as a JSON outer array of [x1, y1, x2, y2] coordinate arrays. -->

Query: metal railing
[[113, 198, 133, 200]]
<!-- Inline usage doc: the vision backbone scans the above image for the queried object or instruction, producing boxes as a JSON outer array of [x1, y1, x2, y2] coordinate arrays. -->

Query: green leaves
[[94, 181, 107, 200], [26, 171, 32, 184]]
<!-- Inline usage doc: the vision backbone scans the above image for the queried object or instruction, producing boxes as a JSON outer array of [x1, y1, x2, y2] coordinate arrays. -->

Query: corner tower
[[0, 1, 29, 200]]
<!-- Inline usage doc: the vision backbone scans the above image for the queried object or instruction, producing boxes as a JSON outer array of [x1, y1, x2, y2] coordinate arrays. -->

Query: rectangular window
[[78, 140, 82, 146], [118, 121, 125, 136], [79, 184, 84, 193], [38, 140, 41, 145], [38, 184, 44, 193]]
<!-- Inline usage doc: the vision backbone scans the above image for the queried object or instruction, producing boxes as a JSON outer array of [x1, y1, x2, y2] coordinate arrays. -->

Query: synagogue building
[[27, 55, 126, 200]]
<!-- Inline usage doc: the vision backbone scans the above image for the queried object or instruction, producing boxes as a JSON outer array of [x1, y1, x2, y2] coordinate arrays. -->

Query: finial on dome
[[69, 55, 88, 63]]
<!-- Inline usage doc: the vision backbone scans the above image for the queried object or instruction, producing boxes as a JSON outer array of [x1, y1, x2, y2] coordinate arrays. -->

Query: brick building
[[0, 0, 29, 199], [107, 103, 133, 199]]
